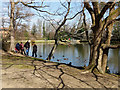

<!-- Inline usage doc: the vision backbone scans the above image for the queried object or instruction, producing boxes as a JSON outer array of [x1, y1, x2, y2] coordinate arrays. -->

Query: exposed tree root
[[92, 68, 108, 89]]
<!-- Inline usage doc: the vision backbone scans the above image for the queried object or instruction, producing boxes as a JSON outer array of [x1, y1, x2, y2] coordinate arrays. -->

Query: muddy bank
[[1, 51, 119, 89]]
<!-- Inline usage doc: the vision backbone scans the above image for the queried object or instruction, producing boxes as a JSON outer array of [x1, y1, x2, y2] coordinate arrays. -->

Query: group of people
[[15, 41, 37, 57]]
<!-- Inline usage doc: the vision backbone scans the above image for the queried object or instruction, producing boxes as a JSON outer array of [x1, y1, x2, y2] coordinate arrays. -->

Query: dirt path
[[1, 51, 119, 89]]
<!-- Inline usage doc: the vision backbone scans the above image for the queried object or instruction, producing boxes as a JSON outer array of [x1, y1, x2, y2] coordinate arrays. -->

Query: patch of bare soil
[[1, 52, 119, 89]]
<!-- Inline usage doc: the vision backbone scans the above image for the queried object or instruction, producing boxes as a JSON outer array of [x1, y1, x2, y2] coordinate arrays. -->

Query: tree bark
[[101, 48, 108, 73], [87, 29, 102, 72], [46, 39, 58, 60], [101, 24, 114, 73], [10, 0, 15, 51], [97, 47, 103, 73], [101, 5, 115, 73]]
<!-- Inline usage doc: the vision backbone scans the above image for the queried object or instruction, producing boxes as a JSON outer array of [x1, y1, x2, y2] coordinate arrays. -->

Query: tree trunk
[[97, 47, 104, 73], [46, 39, 58, 60], [101, 48, 108, 73], [101, 23, 114, 73], [10, 30, 15, 51], [87, 27, 102, 71], [10, 0, 15, 51], [46, 43, 57, 60]]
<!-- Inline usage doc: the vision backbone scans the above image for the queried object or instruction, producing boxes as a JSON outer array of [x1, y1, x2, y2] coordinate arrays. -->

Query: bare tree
[[9, 0, 16, 51], [46, 1, 84, 60], [8, 0, 34, 51], [83, 1, 120, 73]]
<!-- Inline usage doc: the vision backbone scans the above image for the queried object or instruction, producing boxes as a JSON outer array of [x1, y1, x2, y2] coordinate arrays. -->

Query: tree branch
[[99, 2, 115, 20], [92, 2, 100, 16], [106, 18, 120, 26], [66, 10, 83, 20], [102, 44, 120, 49], [83, 6, 91, 45], [108, 45, 120, 49], [84, 2, 95, 25], [59, 0, 67, 10], [21, 2, 55, 15], [102, 7, 120, 29], [54, 1, 71, 44]]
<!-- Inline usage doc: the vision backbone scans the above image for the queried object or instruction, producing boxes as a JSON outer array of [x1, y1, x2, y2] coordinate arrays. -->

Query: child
[[15, 47, 18, 53], [26, 48, 29, 56]]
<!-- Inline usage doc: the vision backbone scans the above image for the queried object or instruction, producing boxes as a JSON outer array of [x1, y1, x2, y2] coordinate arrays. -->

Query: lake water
[[29, 43, 119, 74]]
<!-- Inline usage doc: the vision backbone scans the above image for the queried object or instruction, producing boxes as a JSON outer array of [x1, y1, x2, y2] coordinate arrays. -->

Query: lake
[[29, 43, 119, 74]]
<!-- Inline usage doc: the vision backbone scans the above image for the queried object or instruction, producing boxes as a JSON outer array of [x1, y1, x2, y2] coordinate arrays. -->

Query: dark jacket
[[33, 44, 37, 52], [24, 41, 30, 48], [16, 43, 20, 50]]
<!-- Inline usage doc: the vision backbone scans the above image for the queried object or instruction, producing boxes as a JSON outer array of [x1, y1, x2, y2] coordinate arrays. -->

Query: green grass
[[14, 64, 34, 69]]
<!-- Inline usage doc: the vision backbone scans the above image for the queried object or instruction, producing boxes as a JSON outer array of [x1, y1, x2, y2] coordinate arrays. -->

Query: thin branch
[[54, 1, 71, 39], [60, 0, 67, 9], [99, 2, 115, 20], [106, 18, 120, 26], [66, 10, 83, 20], [37, 13, 57, 30], [21, 0, 49, 8], [21, 2, 55, 15]]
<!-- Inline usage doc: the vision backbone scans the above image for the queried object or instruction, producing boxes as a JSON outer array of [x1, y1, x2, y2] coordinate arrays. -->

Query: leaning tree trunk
[[10, 0, 15, 51], [46, 39, 58, 60]]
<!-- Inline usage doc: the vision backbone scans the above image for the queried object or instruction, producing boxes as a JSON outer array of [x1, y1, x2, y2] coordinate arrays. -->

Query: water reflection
[[29, 43, 119, 74], [108, 49, 119, 74]]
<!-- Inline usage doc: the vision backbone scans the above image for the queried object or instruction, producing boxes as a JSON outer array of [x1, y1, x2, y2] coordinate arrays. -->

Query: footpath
[[1, 50, 119, 89]]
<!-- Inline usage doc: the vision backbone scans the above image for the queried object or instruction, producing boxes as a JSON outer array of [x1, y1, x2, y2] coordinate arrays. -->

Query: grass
[[15, 64, 34, 69], [2, 54, 34, 69], [2, 52, 53, 69]]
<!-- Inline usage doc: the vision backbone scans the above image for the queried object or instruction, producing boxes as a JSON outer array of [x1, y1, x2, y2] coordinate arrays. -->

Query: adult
[[32, 43, 37, 57], [24, 41, 30, 55]]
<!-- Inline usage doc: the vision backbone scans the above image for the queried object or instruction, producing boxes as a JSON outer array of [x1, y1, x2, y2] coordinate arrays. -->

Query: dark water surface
[[29, 43, 119, 74]]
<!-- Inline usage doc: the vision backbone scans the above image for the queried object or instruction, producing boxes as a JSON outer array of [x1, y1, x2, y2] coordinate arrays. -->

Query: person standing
[[32, 43, 37, 57], [24, 41, 30, 55]]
